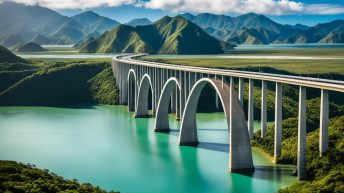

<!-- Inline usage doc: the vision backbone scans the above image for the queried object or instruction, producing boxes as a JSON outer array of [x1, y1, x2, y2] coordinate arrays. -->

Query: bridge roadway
[[112, 53, 344, 180], [115, 54, 344, 92]]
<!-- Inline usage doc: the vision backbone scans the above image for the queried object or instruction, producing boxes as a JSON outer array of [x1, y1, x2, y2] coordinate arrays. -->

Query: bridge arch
[[127, 69, 137, 112], [179, 78, 254, 172], [134, 74, 153, 118], [154, 77, 181, 132]]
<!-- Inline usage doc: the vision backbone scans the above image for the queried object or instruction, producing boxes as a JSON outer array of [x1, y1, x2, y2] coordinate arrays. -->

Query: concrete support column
[[229, 76, 255, 172], [320, 89, 329, 156], [239, 78, 244, 106], [274, 82, 282, 163], [153, 68, 157, 113], [184, 71, 189, 105], [215, 75, 219, 111], [171, 88, 176, 113], [297, 86, 307, 180], [150, 67, 156, 114], [248, 79, 254, 139], [179, 71, 185, 120], [120, 64, 127, 105], [261, 80, 267, 138]]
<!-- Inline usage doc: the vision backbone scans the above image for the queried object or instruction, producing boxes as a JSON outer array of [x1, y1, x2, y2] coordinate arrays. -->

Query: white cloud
[[2, 0, 136, 9], [304, 4, 344, 15], [144, 0, 303, 15], [144, 0, 344, 15], [2, 0, 344, 15]]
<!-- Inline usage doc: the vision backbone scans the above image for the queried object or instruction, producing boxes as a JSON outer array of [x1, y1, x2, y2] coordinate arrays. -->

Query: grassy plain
[[143, 47, 344, 75]]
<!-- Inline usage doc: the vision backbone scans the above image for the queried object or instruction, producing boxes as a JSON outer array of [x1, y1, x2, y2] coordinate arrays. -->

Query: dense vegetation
[[0, 160, 119, 193], [0, 59, 118, 106]]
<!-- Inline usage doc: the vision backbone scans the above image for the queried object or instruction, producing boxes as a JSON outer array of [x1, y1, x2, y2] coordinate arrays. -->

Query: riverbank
[[0, 160, 119, 193]]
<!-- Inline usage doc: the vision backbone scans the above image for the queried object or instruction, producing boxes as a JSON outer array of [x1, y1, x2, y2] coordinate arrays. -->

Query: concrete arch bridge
[[112, 54, 344, 179]]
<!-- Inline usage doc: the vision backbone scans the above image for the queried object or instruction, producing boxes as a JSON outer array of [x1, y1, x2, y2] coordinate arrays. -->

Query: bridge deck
[[113, 54, 344, 92]]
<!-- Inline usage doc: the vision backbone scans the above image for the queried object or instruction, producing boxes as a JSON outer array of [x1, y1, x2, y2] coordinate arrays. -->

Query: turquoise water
[[0, 105, 296, 193], [236, 43, 344, 49]]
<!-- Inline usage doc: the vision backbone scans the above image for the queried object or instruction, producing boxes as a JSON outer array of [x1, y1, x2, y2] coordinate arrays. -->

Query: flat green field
[[142, 57, 344, 74], [143, 47, 344, 75]]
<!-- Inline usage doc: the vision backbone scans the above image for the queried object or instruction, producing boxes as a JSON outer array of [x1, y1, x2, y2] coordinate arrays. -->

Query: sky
[[4, 0, 344, 25]]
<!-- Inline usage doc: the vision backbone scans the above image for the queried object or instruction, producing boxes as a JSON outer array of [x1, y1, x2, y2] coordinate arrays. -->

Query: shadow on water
[[198, 142, 229, 152], [240, 165, 294, 181], [41, 103, 98, 109]]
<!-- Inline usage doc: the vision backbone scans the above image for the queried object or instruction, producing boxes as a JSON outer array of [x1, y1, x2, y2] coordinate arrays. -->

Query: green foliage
[[0, 160, 119, 193], [0, 70, 38, 93], [278, 116, 344, 193], [88, 67, 119, 105], [0, 60, 119, 106]]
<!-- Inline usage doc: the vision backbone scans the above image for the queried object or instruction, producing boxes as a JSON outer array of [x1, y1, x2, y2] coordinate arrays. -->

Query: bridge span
[[112, 54, 344, 179]]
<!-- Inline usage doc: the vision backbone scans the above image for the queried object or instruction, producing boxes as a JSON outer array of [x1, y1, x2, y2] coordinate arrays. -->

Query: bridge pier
[[320, 89, 329, 156], [179, 71, 185, 120], [229, 77, 255, 172], [261, 80, 267, 138], [239, 78, 244, 106], [274, 82, 282, 163], [248, 79, 254, 139], [297, 86, 307, 180]]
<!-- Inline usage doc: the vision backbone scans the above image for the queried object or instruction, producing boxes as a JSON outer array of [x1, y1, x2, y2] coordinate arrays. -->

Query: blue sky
[[7, 0, 344, 26]]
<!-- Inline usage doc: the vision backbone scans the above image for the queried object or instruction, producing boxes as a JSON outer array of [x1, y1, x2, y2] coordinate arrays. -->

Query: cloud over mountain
[[1, 0, 344, 15]]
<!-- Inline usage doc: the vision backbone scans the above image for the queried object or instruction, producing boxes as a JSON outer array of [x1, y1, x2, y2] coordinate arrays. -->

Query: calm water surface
[[0, 105, 296, 193]]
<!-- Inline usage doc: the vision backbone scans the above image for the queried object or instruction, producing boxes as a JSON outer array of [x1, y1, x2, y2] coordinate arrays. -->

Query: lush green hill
[[0, 61, 118, 106], [80, 16, 224, 54], [0, 45, 26, 63], [14, 42, 47, 52], [0, 160, 119, 193]]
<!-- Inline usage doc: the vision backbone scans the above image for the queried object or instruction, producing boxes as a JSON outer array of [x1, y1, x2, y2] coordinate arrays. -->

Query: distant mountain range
[[0, 2, 119, 47], [180, 13, 344, 44], [79, 16, 224, 54], [0, 2, 344, 54], [125, 18, 152, 27]]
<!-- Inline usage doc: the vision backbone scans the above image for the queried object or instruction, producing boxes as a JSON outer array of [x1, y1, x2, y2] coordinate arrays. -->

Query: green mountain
[[71, 11, 120, 35], [0, 2, 62, 38], [14, 42, 48, 52], [80, 16, 224, 54], [126, 18, 152, 27], [0, 45, 26, 63], [0, 2, 121, 46], [181, 13, 344, 45]]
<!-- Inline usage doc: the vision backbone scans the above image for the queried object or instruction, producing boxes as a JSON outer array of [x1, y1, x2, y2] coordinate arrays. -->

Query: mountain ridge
[[79, 16, 224, 54]]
